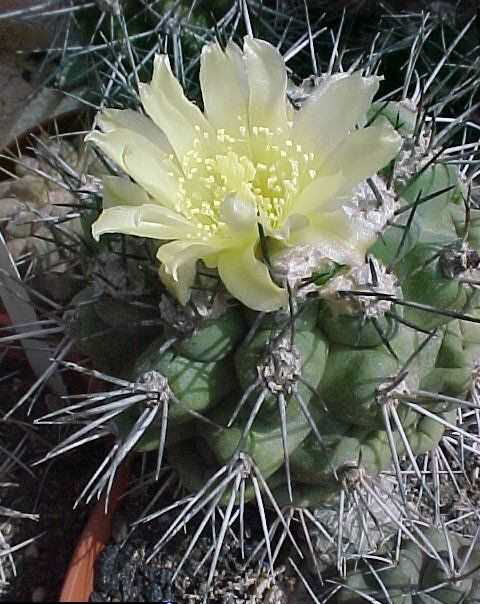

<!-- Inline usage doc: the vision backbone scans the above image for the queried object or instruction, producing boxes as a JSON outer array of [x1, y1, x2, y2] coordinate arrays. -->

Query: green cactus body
[[318, 324, 415, 427], [398, 164, 460, 246], [437, 307, 480, 369], [243, 300, 320, 332], [339, 529, 480, 604], [174, 307, 245, 361], [317, 301, 399, 348], [132, 338, 236, 423], [234, 325, 329, 417], [450, 205, 480, 249], [338, 539, 425, 604], [289, 422, 402, 483], [369, 211, 421, 266], [420, 558, 473, 604], [204, 399, 316, 480], [368, 101, 418, 136], [405, 411, 453, 455], [421, 319, 480, 399], [273, 476, 346, 507], [167, 438, 286, 504], [418, 295, 480, 400], [397, 244, 469, 330]]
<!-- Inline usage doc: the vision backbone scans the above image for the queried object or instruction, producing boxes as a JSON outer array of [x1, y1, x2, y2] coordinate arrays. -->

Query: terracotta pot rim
[[59, 461, 130, 603]]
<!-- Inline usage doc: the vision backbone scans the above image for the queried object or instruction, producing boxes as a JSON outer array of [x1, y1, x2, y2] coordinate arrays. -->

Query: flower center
[[172, 122, 318, 242]]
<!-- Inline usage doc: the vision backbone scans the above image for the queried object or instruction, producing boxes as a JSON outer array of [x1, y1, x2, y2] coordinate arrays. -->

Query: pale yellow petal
[[102, 176, 150, 209], [158, 257, 197, 305], [217, 244, 287, 311], [293, 173, 344, 216], [96, 108, 172, 154], [156, 239, 218, 281], [87, 128, 179, 205], [140, 54, 213, 163], [122, 144, 180, 206], [85, 129, 131, 171], [243, 37, 288, 131], [200, 41, 248, 134], [91, 204, 195, 241], [294, 73, 380, 157], [321, 117, 402, 193]]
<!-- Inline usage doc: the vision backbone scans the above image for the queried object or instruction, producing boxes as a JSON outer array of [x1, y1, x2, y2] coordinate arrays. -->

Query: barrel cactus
[[0, 138, 99, 302], [25, 1, 480, 601]]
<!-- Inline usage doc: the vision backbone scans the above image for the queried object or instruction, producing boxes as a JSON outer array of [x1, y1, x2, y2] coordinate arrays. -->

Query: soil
[[86, 463, 313, 604], [0, 358, 110, 602]]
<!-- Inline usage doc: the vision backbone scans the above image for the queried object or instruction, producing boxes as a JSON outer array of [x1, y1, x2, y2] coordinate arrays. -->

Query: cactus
[[337, 527, 480, 604], [6, 1, 480, 602], [0, 137, 102, 302]]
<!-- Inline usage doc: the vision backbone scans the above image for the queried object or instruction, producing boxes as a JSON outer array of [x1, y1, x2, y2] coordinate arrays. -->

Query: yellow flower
[[86, 37, 401, 311]]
